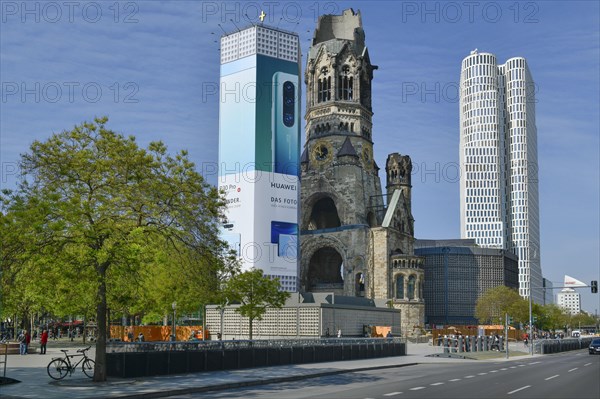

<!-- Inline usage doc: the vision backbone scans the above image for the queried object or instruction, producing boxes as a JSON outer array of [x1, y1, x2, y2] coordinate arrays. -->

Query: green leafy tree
[[539, 304, 569, 331], [506, 297, 544, 327], [1, 118, 228, 381], [0, 198, 54, 334], [566, 311, 597, 330], [133, 244, 239, 325], [223, 269, 290, 340], [475, 286, 522, 324]]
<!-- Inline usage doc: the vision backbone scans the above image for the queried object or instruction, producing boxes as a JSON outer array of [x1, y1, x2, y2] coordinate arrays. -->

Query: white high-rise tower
[[459, 50, 543, 304]]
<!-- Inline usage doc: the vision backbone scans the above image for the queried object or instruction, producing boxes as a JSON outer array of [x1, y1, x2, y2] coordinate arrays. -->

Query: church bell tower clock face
[[311, 141, 333, 164]]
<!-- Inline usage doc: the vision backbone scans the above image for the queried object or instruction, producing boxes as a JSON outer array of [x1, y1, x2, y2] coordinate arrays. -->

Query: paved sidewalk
[[0, 341, 539, 399]]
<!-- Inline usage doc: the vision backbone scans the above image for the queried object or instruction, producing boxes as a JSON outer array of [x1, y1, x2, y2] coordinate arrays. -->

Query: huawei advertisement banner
[[218, 40, 300, 291], [219, 55, 300, 176], [219, 172, 298, 278]]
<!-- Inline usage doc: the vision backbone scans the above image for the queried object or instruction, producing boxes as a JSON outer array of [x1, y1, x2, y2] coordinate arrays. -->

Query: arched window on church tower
[[338, 65, 353, 100], [318, 67, 331, 103], [407, 275, 416, 300], [395, 275, 404, 299]]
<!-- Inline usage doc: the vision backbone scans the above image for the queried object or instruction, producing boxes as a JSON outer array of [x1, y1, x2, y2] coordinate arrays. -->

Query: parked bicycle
[[47, 346, 95, 380]]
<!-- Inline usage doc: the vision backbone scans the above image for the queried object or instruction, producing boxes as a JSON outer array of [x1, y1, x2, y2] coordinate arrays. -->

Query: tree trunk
[[93, 266, 108, 382], [82, 316, 87, 344], [249, 317, 253, 340]]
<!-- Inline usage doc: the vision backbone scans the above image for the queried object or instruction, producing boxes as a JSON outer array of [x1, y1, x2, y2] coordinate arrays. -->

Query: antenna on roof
[[217, 24, 227, 35], [244, 14, 255, 27], [230, 19, 241, 33]]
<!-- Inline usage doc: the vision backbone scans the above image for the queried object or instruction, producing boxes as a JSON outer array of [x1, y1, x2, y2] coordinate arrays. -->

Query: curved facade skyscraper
[[459, 50, 543, 303]]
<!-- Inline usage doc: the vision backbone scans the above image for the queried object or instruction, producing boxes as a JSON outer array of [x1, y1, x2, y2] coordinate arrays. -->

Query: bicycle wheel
[[82, 358, 95, 378], [47, 359, 69, 380]]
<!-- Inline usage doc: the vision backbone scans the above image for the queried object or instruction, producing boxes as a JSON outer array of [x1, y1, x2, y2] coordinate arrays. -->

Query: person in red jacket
[[24, 330, 31, 354], [40, 329, 48, 354]]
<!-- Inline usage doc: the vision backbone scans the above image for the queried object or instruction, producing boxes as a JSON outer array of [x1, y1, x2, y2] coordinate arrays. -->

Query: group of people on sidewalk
[[126, 330, 145, 342], [17, 329, 48, 355]]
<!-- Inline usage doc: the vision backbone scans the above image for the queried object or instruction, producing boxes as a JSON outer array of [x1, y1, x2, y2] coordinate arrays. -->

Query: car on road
[[589, 338, 600, 354]]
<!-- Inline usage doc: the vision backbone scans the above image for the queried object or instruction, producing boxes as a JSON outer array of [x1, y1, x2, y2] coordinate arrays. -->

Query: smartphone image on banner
[[270, 221, 298, 244], [272, 72, 299, 175], [278, 234, 297, 258], [270, 221, 298, 259]]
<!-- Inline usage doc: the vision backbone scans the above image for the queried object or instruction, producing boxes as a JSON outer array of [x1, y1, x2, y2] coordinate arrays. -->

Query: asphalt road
[[165, 350, 600, 399]]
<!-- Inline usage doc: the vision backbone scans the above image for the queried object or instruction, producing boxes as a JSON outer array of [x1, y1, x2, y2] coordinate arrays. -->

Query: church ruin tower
[[299, 9, 424, 336], [386, 153, 414, 235]]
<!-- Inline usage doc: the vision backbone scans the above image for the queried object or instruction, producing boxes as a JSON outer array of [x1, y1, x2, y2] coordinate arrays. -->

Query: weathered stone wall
[[394, 302, 425, 337], [370, 228, 389, 299]]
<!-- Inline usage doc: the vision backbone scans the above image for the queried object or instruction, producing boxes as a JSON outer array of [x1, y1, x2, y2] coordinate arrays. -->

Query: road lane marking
[[545, 375, 559, 380], [584, 363, 592, 367], [518, 364, 526, 367], [383, 392, 402, 396], [500, 368, 508, 370], [568, 368, 578, 372], [478, 372, 488, 375], [508, 385, 531, 395], [409, 387, 426, 391], [490, 370, 499, 373], [464, 375, 475, 378], [528, 361, 541, 365], [509, 366, 517, 369], [449, 378, 461, 382], [430, 382, 444, 386]]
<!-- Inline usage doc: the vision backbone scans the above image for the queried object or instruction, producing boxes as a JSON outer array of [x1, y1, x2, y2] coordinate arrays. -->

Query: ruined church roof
[[308, 8, 367, 62]]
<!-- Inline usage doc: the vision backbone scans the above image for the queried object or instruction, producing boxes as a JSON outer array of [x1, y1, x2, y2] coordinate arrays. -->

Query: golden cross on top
[[259, 10, 266, 22]]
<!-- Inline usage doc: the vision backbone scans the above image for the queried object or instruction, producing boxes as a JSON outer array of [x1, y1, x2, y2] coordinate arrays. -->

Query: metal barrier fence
[[107, 337, 405, 353], [536, 337, 594, 354], [434, 335, 504, 354], [106, 338, 406, 378]]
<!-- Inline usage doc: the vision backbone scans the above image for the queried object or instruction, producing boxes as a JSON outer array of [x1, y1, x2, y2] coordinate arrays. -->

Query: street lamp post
[[171, 302, 177, 341], [528, 284, 533, 356], [219, 298, 229, 341]]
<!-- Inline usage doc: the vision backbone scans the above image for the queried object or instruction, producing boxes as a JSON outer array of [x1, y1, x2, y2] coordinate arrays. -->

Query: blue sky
[[1, 1, 598, 313]]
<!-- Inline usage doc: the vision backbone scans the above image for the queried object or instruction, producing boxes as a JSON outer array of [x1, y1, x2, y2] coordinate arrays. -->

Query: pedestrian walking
[[492, 333, 500, 351], [337, 329, 342, 338], [40, 329, 48, 354], [18, 330, 27, 355]]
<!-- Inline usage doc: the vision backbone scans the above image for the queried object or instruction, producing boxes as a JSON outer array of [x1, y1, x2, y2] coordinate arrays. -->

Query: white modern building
[[556, 288, 581, 315], [459, 50, 543, 304]]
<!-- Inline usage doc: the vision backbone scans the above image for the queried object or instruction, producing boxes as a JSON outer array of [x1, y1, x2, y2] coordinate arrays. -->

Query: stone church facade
[[299, 9, 425, 336]]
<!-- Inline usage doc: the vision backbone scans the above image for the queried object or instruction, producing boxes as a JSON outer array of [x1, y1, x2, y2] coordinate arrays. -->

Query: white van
[[572, 330, 581, 338]]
